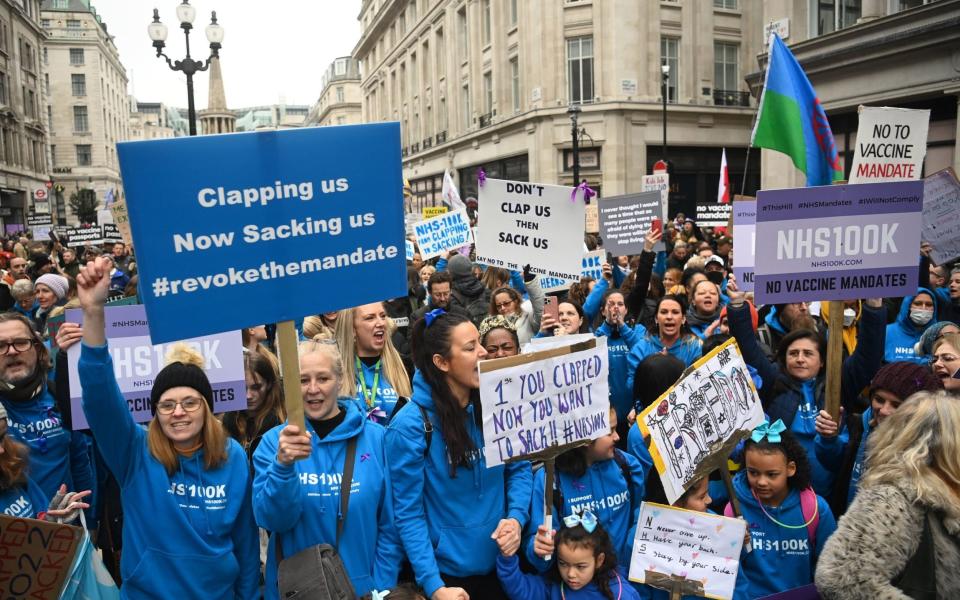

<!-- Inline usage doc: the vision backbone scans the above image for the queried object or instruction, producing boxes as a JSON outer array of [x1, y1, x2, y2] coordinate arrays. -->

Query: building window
[[0, 72, 6, 105], [71, 73, 86, 96], [0, 21, 7, 54], [481, 0, 491, 46], [661, 37, 679, 103], [73, 106, 88, 132], [436, 28, 445, 76], [76, 144, 92, 166], [510, 57, 520, 113], [336, 86, 344, 103], [457, 7, 468, 59], [510, 0, 518, 25], [714, 42, 738, 93], [53, 0, 68, 8], [335, 58, 347, 75], [66, 19, 81, 28], [69, 48, 84, 65], [409, 0, 417, 23], [461, 82, 471, 130], [47, 104, 52, 132], [816, 0, 861, 35], [483, 71, 493, 114], [567, 36, 594, 104], [398, 10, 406, 35], [50, 144, 56, 166], [41, 19, 50, 28], [337, 116, 346, 125], [713, 0, 738, 8]]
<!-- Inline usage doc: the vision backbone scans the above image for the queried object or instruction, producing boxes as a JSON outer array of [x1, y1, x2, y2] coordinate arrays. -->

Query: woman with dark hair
[[488, 268, 544, 346], [727, 284, 886, 498], [538, 300, 591, 338], [624, 295, 702, 393], [625, 353, 685, 490], [386, 311, 532, 600], [222, 351, 286, 462], [479, 315, 521, 359]]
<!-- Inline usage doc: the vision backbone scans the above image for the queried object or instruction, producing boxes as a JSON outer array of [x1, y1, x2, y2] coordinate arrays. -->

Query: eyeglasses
[[495, 300, 515, 310], [0, 338, 35, 355], [930, 354, 959, 365], [156, 397, 204, 415]]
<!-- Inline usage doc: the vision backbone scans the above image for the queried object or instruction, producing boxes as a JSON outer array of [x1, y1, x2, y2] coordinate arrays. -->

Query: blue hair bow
[[370, 590, 390, 600], [563, 508, 598, 533], [751, 419, 787, 444], [424, 308, 446, 327]]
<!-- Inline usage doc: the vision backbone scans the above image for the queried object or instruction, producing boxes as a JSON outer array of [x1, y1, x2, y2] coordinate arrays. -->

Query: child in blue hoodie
[[386, 311, 532, 600], [731, 420, 837, 598], [76, 257, 259, 600], [253, 337, 402, 598], [498, 510, 641, 600], [524, 408, 646, 576]]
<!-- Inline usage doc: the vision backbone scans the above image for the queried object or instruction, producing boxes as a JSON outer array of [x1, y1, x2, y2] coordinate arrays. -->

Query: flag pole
[[740, 145, 752, 197], [742, 31, 776, 197]]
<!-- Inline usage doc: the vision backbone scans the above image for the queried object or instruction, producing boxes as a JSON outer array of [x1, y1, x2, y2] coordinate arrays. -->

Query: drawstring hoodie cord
[[195, 453, 214, 536]]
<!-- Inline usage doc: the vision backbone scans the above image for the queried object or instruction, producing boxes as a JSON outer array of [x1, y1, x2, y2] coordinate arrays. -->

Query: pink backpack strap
[[799, 487, 820, 547], [723, 502, 734, 518]]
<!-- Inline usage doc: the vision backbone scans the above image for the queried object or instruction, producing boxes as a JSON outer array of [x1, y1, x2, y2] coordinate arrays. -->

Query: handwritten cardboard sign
[[585, 203, 599, 234], [414, 208, 474, 260], [922, 168, 960, 265], [642, 173, 670, 219], [638, 338, 764, 504], [629, 502, 745, 600], [109, 197, 134, 246], [479, 336, 609, 467], [0, 515, 83, 599]]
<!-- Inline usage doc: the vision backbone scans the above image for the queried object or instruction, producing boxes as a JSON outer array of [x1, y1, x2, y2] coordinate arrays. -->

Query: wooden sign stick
[[543, 457, 556, 562], [824, 300, 844, 423], [276, 320, 305, 431]]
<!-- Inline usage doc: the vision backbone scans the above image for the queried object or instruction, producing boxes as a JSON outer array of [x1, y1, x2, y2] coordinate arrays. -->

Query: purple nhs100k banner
[[754, 181, 922, 304], [65, 304, 246, 430]]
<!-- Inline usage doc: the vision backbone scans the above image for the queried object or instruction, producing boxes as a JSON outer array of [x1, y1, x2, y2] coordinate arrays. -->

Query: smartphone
[[651, 218, 663, 236], [544, 295, 559, 323]]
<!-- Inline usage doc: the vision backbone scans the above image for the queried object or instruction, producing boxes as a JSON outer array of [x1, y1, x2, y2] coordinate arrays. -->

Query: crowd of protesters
[[1, 208, 958, 600]]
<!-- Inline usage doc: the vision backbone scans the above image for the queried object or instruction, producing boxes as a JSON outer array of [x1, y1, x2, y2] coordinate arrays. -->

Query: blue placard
[[117, 124, 406, 343]]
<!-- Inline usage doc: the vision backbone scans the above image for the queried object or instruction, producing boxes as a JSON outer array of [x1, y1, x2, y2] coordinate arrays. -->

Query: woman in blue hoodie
[[386, 310, 533, 600], [76, 257, 259, 600], [731, 421, 837, 598], [253, 336, 402, 598], [883, 288, 937, 364], [625, 295, 702, 393], [727, 286, 885, 499]]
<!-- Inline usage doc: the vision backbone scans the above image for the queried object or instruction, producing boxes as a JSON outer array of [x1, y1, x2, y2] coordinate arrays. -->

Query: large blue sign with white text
[[117, 124, 406, 343]]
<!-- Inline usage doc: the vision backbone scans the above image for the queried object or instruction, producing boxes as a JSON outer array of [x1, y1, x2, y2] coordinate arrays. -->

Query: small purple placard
[[732, 201, 756, 293], [66, 304, 246, 430]]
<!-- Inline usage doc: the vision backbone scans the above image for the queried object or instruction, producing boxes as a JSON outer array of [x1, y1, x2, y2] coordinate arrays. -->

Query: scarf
[[685, 305, 720, 329], [0, 364, 46, 403]]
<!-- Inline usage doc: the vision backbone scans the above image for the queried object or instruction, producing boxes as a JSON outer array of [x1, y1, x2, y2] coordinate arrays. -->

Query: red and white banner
[[718, 148, 730, 204]]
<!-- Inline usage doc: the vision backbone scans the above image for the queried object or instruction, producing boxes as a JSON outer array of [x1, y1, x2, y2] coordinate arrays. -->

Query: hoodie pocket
[[124, 548, 239, 599], [434, 518, 500, 574]]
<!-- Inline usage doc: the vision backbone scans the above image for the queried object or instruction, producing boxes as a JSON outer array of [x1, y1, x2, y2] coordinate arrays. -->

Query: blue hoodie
[[0, 476, 47, 519], [815, 408, 872, 508], [595, 321, 642, 422], [385, 372, 533, 598], [625, 331, 701, 393], [253, 401, 403, 598], [1, 385, 95, 502], [354, 358, 401, 424], [523, 450, 646, 574], [732, 471, 836, 598], [884, 289, 937, 364], [78, 343, 259, 600], [497, 554, 641, 600]]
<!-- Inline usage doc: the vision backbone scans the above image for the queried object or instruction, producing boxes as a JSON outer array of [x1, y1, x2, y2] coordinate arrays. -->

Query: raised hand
[[76, 256, 112, 310]]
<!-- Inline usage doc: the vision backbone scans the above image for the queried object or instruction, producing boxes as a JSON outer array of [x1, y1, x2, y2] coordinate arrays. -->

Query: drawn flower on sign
[[657, 400, 670, 416], [674, 436, 684, 449]]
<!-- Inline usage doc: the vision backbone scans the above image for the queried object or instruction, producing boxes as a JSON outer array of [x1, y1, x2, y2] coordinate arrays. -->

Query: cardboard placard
[[116, 123, 406, 344], [0, 515, 83, 600], [599, 191, 665, 255], [642, 173, 670, 220], [638, 338, 764, 504], [754, 181, 923, 304], [585, 203, 599, 234], [479, 336, 609, 467], [109, 197, 134, 246], [731, 201, 757, 292], [629, 502, 746, 600], [476, 178, 584, 281], [921, 168, 960, 265], [413, 208, 474, 260], [66, 304, 246, 429], [422, 206, 448, 219], [848, 106, 930, 184]]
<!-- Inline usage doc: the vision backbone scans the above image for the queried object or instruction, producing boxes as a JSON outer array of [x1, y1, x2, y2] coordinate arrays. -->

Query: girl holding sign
[[386, 310, 533, 600], [252, 336, 402, 598], [336, 302, 413, 424], [75, 256, 259, 600]]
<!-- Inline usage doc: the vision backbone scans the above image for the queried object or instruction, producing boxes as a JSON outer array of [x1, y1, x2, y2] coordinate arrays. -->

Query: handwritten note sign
[[629, 502, 745, 600], [414, 208, 474, 260], [0, 515, 82, 600], [585, 203, 599, 234], [479, 336, 609, 467], [639, 338, 764, 504], [642, 173, 670, 219], [922, 168, 960, 265]]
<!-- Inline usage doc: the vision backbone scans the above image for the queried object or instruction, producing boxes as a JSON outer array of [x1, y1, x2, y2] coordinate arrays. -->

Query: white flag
[[718, 148, 730, 204], [441, 169, 466, 211]]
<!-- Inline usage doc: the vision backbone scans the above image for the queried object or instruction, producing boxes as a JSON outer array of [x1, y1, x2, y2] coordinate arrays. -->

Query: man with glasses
[[0, 313, 95, 509], [410, 271, 465, 331]]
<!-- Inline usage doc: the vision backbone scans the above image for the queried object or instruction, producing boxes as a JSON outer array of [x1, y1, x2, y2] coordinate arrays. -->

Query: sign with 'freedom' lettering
[[754, 181, 922, 304], [117, 124, 406, 343], [65, 304, 246, 429]]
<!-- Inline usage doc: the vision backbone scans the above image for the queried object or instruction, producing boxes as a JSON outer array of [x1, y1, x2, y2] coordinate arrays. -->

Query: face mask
[[706, 271, 724, 285], [842, 308, 856, 328], [909, 309, 933, 326]]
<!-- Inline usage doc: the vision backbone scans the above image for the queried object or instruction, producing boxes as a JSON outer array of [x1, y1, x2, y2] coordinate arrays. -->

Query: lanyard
[[356, 356, 382, 409]]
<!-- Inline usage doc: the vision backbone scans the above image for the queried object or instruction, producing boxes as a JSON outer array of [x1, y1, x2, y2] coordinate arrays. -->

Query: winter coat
[[449, 274, 491, 329], [883, 288, 937, 364], [512, 275, 545, 346], [815, 479, 960, 599]]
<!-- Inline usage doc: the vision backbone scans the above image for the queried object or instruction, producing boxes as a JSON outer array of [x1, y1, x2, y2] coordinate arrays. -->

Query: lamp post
[[147, 1, 224, 136], [661, 63, 670, 164], [568, 103, 582, 186]]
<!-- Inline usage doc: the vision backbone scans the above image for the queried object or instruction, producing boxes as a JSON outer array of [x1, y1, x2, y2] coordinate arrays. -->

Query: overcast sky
[[90, 0, 362, 109]]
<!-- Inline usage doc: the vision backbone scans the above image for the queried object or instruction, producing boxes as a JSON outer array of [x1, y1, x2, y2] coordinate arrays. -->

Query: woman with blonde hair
[[76, 256, 259, 599], [816, 391, 960, 599], [335, 302, 412, 424], [931, 332, 960, 394], [253, 336, 402, 598]]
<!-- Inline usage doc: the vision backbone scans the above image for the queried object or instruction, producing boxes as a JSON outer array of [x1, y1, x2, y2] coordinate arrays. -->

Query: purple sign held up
[[754, 181, 922, 304], [66, 304, 246, 430], [732, 200, 757, 293]]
